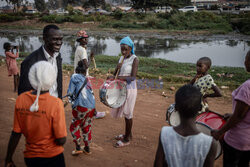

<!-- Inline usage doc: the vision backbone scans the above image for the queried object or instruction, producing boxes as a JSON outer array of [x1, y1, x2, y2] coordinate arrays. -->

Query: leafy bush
[[71, 15, 85, 23], [112, 9, 123, 19], [0, 14, 23, 22], [41, 15, 56, 23]]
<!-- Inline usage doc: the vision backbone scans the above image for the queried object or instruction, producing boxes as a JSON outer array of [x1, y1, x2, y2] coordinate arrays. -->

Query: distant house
[[117, 6, 132, 12], [73, 6, 85, 12], [0, 5, 13, 13]]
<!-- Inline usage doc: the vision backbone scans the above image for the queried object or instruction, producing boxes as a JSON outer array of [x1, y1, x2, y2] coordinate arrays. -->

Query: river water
[[0, 34, 249, 67]]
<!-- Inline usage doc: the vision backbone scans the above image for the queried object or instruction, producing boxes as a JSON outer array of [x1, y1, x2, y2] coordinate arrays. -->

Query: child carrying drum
[[190, 57, 222, 112], [67, 60, 96, 155], [154, 84, 217, 167]]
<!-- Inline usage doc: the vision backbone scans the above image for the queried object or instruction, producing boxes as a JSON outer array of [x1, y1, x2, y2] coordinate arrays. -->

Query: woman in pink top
[[3, 42, 19, 92], [212, 50, 250, 167]]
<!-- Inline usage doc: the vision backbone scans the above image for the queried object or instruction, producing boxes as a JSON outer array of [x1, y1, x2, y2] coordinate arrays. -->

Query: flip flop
[[114, 140, 130, 148], [115, 134, 124, 140], [95, 112, 106, 119], [72, 150, 83, 156], [80, 146, 92, 155]]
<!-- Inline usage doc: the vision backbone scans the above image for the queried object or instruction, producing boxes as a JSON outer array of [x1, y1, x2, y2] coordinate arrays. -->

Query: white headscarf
[[28, 61, 56, 112]]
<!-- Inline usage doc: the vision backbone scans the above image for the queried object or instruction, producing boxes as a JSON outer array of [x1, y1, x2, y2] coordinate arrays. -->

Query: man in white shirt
[[75, 30, 105, 119]]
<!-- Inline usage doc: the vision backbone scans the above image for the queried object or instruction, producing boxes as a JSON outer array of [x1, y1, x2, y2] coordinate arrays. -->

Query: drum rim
[[195, 122, 222, 160], [99, 80, 128, 108]]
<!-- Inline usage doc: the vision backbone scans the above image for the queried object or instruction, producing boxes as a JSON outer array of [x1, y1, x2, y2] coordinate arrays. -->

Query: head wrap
[[28, 61, 56, 112], [120, 36, 135, 55], [76, 30, 88, 41]]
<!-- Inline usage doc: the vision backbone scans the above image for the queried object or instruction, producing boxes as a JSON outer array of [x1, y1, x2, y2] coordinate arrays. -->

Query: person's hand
[[107, 76, 114, 80], [211, 129, 223, 140], [117, 63, 122, 70], [90, 52, 94, 60], [202, 97, 208, 104], [5, 160, 16, 167], [223, 113, 232, 121], [195, 73, 203, 79]]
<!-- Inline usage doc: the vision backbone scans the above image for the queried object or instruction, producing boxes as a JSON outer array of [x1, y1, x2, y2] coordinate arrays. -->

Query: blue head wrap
[[120, 36, 135, 55]]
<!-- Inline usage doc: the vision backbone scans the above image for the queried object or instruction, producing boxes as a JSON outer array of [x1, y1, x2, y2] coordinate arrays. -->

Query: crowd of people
[[3, 24, 249, 167]]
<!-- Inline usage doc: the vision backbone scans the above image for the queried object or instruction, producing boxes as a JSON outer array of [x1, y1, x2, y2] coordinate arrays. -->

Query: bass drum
[[166, 103, 180, 126], [195, 111, 226, 159], [99, 79, 127, 108]]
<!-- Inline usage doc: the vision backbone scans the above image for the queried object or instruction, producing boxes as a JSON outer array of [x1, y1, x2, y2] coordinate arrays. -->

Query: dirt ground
[[0, 62, 233, 167]]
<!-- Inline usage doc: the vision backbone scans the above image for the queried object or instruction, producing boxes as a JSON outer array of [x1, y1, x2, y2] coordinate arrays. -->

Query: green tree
[[86, 0, 105, 9], [34, 0, 46, 12], [66, 4, 74, 15], [131, 0, 157, 12], [47, 0, 59, 10]]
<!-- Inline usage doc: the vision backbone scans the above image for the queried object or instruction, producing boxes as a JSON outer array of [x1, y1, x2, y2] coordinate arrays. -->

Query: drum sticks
[[115, 56, 125, 80]]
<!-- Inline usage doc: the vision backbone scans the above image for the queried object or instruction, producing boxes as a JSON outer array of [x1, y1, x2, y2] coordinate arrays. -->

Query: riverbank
[[0, 55, 247, 90]]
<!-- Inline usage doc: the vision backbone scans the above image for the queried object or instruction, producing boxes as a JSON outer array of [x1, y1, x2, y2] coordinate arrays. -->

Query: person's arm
[[53, 100, 67, 145], [204, 85, 222, 98], [203, 138, 217, 167], [55, 137, 66, 146], [154, 133, 168, 167], [5, 131, 22, 167], [83, 59, 89, 69], [67, 77, 76, 97], [18, 61, 32, 95], [211, 100, 249, 140], [6, 52, 18, 59], [190, 74, 202, 85], [117, 57, 139, 82]]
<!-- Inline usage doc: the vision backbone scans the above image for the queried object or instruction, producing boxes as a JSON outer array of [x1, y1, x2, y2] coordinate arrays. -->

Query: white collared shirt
[[43, 46, 59, 97]]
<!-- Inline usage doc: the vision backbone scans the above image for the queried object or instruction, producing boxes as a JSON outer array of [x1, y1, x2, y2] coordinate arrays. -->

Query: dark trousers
[[223, 141, 250, 167], [24, 153, 65, 167]]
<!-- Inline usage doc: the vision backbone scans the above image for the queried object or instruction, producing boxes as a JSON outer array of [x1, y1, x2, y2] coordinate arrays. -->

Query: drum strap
[[73, 78, 88, 101], [76, 78, 88, 98]]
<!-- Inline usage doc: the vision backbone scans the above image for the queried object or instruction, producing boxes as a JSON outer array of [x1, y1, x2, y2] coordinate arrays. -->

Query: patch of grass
[[91, 55, 249, 89]]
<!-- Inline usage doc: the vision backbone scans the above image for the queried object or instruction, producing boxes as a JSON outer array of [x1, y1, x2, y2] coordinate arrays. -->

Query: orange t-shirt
[[13, 91, 67, 158]]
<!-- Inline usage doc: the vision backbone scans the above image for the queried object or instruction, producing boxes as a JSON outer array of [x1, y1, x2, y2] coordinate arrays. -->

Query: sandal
[[72, 150, 83, 156], [114, 140, 130, 148], [80, 146, 92, 155], [115, 134, 132, 141], [115, 134, 124, 140]]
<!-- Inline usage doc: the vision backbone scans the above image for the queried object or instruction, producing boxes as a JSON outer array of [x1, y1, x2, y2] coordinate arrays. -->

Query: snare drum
[[195, 111, 226, 159], [166, 103, 180, 126], [99, 79, 127, 108]]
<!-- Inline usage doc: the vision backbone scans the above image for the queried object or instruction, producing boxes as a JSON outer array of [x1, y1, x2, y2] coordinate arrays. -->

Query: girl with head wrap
[[108, 36, 139, 147]]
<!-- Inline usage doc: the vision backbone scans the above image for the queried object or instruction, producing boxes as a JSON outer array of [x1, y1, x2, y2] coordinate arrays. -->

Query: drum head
[[166, 104, 180, 126], [106, 82, 126, 108], [196, 123, 222, 159], [100, 80, 127, 108]]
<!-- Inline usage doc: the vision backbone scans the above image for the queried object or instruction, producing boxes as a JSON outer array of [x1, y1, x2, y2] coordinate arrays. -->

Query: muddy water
[[0, 34, 249, 67]]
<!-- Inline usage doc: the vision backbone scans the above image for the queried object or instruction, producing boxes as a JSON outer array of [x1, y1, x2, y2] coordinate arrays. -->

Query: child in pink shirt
[[3, 42, 19, 92]]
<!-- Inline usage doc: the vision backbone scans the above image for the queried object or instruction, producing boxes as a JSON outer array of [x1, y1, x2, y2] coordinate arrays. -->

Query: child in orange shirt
[[5, 61, 67, 167]]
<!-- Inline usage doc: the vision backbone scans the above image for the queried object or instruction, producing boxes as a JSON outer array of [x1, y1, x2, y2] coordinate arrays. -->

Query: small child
[[67, 60, 96, 155], [190, 57, 222, 113], [154, 84, 217, 167], [3, 42, 19, 92]]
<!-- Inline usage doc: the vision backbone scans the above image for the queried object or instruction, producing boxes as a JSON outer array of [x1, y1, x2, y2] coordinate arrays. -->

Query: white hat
[[28, 61, 56, 112]]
